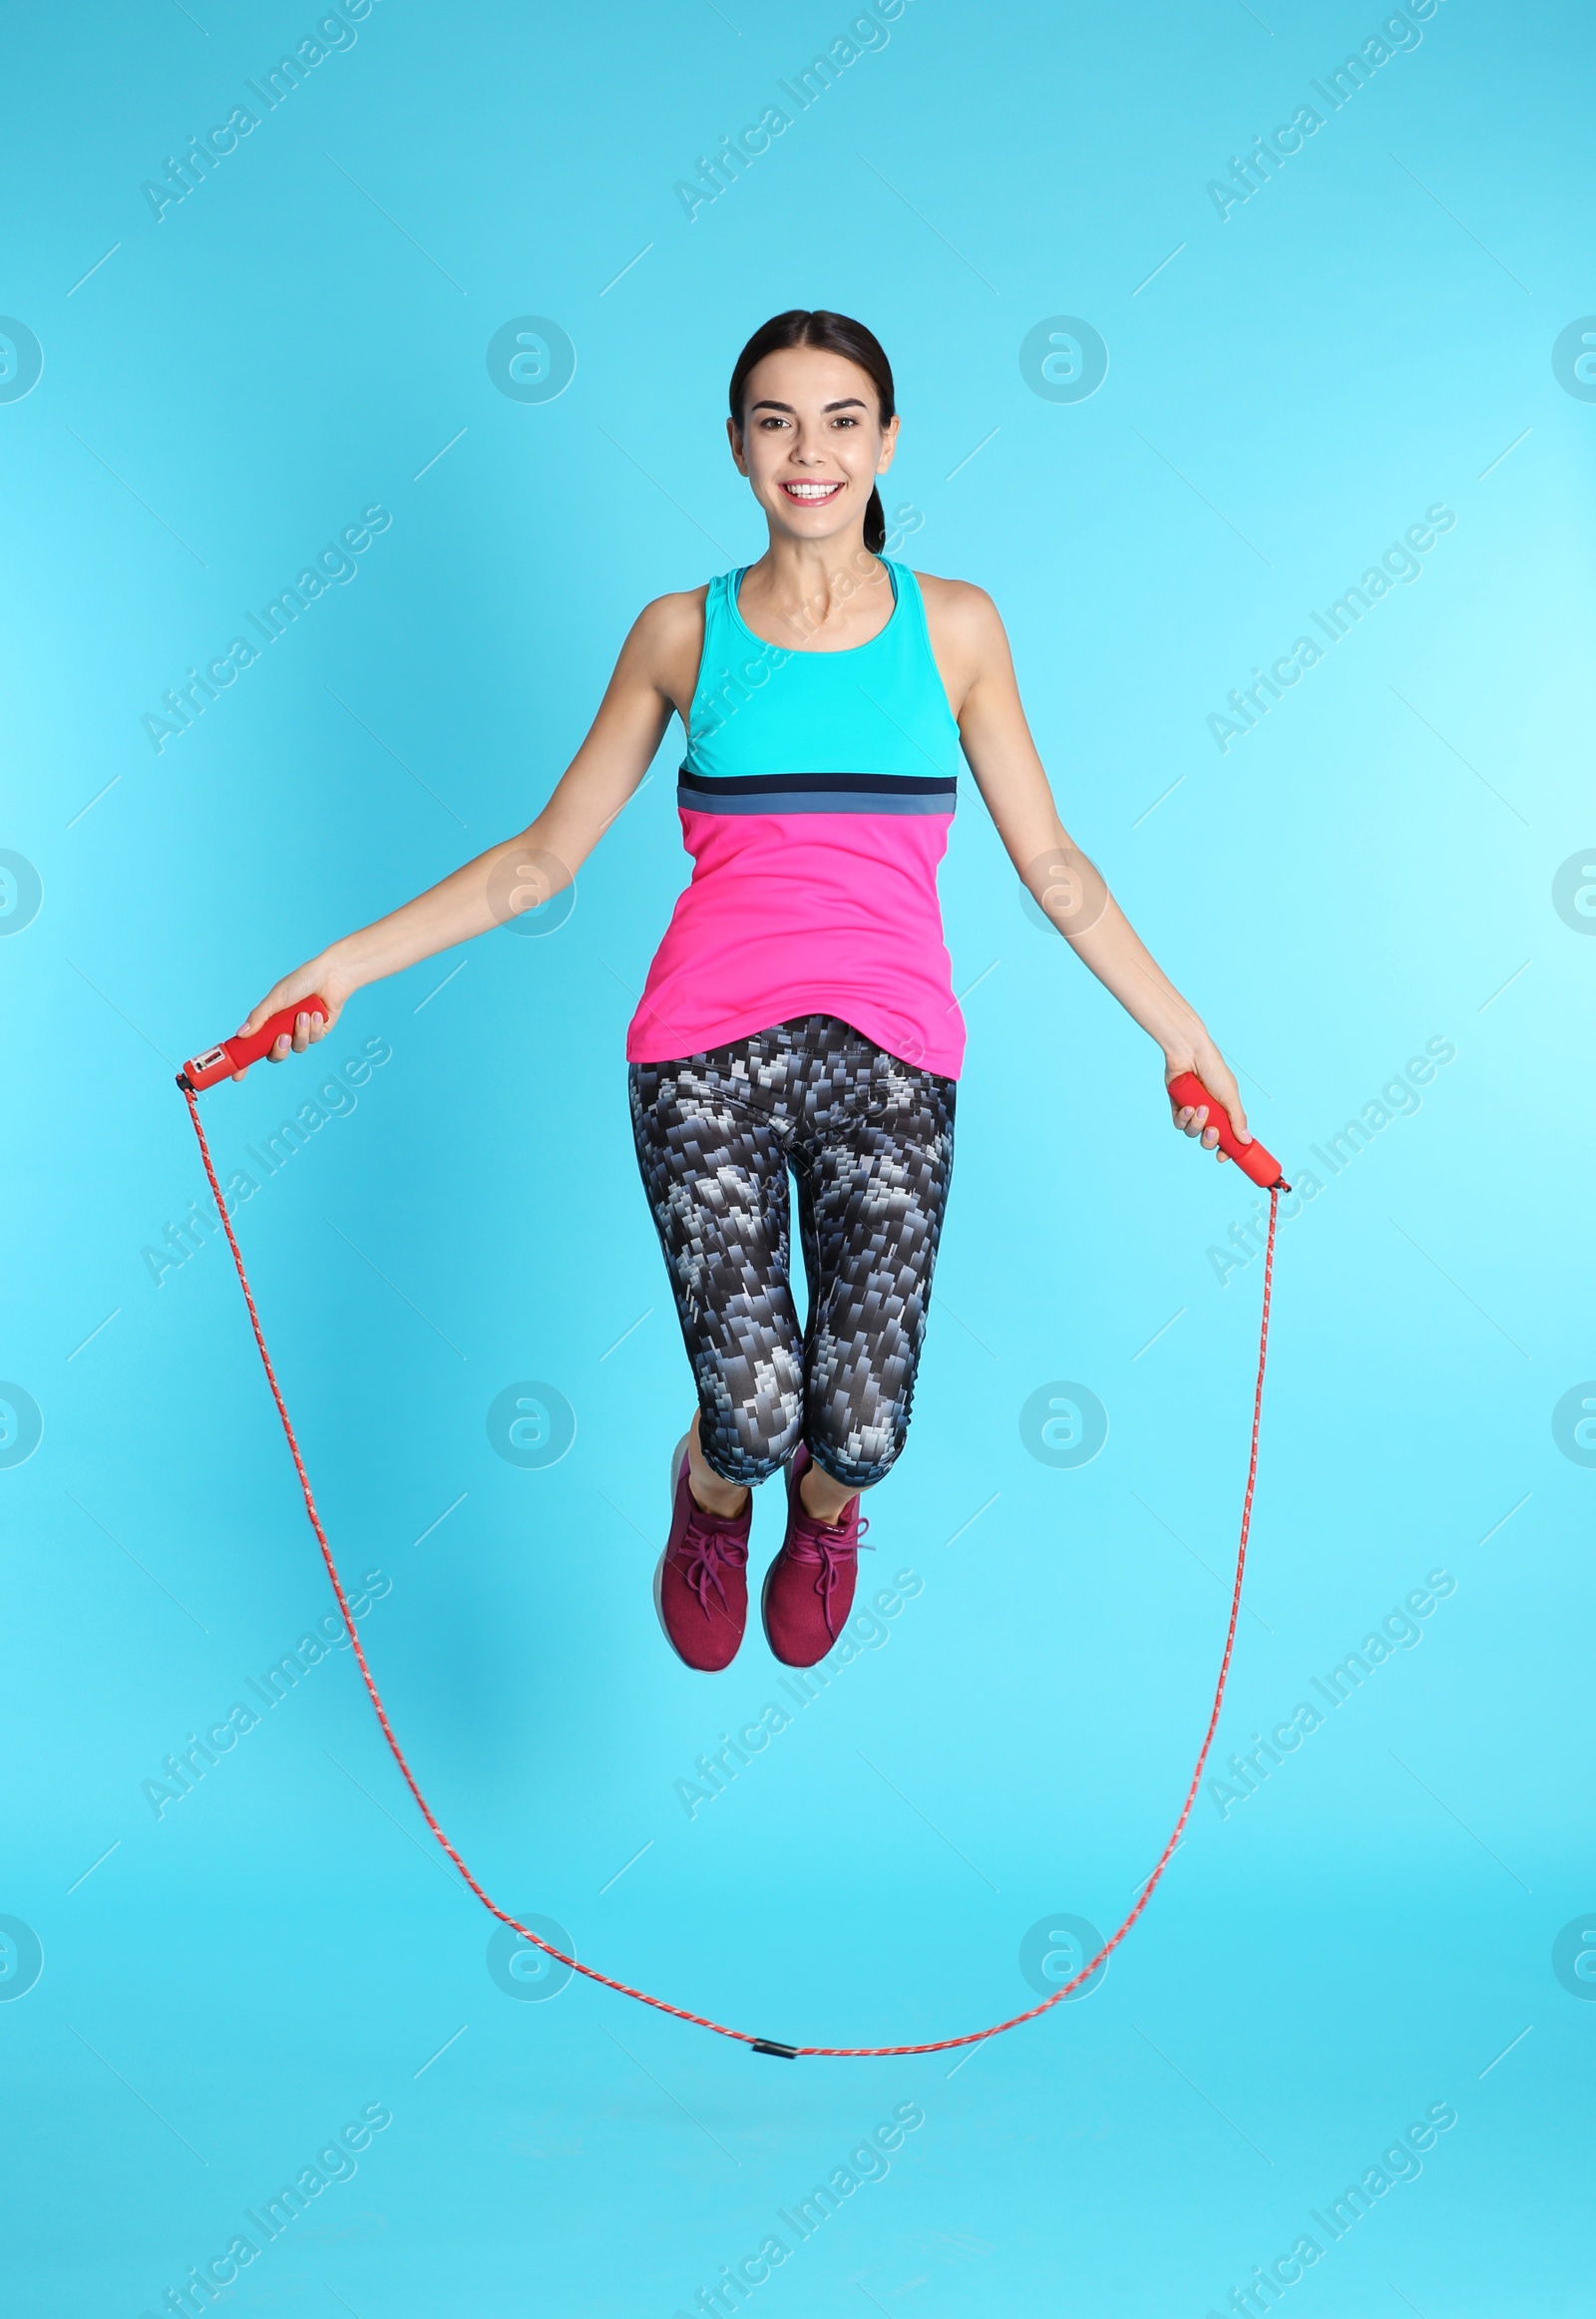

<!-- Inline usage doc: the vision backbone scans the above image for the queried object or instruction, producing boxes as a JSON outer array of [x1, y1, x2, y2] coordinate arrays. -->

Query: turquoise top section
[[682, 560, 964, 796]]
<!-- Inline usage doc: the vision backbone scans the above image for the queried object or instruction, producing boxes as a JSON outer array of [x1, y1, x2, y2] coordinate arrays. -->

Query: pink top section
[[626, 806, 963, 1076]]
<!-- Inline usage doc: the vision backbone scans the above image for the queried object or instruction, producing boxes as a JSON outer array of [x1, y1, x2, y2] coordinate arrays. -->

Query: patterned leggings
[[627, 1015, 957, 1489]]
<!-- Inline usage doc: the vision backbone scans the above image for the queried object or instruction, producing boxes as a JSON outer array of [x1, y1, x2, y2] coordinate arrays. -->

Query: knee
[[807, 1415, 904, 1493], [702, 1405, 799, 1488], [706, 1439, 783, 1488]]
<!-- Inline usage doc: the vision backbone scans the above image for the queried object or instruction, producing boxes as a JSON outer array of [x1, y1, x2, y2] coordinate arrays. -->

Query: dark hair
[[728, 309, 895, 554]]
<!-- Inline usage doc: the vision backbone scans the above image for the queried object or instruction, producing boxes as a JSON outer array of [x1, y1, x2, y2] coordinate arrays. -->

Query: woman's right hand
[[232, 956, 352, 1079]]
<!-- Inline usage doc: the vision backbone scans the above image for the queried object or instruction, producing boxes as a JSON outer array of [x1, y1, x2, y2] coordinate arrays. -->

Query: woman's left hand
[[1165, 1039, 1248, 1161]]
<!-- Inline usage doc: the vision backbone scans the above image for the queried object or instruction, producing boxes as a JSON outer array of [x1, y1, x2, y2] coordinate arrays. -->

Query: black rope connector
[[751, 2039, 799, 2059]]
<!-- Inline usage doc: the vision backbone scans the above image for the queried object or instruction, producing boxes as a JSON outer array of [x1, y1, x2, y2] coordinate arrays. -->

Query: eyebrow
[[748, 397, 867, 414]]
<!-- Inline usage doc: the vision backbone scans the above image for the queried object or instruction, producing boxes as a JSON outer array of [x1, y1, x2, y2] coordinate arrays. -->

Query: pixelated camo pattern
[[627, 1015, 957, 1489]]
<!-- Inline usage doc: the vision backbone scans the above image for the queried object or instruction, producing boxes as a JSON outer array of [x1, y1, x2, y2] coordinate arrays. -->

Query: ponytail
[[864, 484, 886, 555]]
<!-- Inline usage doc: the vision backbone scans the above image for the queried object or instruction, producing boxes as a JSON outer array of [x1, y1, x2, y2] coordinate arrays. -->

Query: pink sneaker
[[654, 1434, 751, 1672], [761, 1442, 870, 1668]]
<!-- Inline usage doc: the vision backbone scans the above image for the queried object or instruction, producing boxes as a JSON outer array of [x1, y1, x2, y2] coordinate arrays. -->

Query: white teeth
[[785, 482, 840, 498]]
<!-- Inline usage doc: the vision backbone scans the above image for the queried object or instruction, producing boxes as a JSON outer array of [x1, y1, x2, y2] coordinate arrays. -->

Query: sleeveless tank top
[[625, 560, 967, 1077]]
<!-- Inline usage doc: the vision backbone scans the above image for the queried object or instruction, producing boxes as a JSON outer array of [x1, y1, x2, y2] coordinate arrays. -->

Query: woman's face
[[730, 344, 898, 543]]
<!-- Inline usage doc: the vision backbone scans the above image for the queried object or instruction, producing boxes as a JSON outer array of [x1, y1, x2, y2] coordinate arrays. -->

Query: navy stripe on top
[[678, 767, 958, 818]]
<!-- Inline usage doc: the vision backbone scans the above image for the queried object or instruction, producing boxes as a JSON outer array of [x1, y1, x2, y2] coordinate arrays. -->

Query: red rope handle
[[182, 1079, 1278, 2058]]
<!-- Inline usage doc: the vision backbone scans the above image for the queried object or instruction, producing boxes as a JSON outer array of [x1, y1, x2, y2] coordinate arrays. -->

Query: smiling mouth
[[779, 479, 845, 504]]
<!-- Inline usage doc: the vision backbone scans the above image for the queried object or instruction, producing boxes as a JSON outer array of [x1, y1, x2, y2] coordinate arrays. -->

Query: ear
[[726, 414, 748, 474]]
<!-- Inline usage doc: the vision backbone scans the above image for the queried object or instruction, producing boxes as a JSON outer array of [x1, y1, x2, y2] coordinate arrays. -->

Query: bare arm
[[233, 590, 702, 1071], [923, 576, 1250, 1156]]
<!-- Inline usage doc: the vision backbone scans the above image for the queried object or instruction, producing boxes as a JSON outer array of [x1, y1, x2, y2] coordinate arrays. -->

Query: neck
[[741, 531, 888, 646]]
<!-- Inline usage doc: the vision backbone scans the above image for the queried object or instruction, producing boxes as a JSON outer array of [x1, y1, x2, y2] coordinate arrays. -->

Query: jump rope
[[179, 999, 1286, 2060]]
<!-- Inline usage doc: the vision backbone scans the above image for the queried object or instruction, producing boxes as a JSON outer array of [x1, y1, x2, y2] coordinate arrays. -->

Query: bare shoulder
[[622, 583, 710, 716], [913, 571, 1010, 655], [911, 572, 1012, 714], [629, 583, 709, 660]]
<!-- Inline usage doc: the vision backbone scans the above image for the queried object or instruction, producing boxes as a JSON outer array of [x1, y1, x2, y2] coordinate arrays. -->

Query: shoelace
[[680, 1511, 749, 1619], [787, 1506, 872, 1639]]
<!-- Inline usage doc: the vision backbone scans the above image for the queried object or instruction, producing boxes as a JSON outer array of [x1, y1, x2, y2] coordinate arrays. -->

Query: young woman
[[236, 309, 1249, 1678]]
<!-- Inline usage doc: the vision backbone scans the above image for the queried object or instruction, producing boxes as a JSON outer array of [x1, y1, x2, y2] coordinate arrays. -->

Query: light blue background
[[3, 2, 1592, 2312]]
